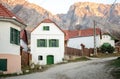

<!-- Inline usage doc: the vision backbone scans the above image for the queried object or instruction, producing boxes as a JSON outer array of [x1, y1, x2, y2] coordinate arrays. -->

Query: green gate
[[47, 55, 54, 65], [0, 59, 7, 71]]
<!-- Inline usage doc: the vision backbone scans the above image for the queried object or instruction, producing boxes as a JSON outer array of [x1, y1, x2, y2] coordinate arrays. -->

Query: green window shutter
[[43, 26, 45, 30], [45, 39, 47, 47], [10, 27, 13, 43], [49, 39, 52, 47], [17, 31, 20, 45], [15, 29, 17, 44], [10, 27, 20, 45], [37, 39, 47, 47], [0, 59, 7, 71], [49, 39, 59, 47], [37, 39, 40, 47], [56, 40, 59, 47]]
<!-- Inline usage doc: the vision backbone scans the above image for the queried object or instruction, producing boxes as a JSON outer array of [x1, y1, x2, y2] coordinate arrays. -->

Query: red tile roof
[[64, 30, 79, 40], [0, 4, 24, 24], [79, 28, 101, 37], [41, 19, 54, 23], [20, 30, 28, 45], [31, 19, 65, 35], [64, 28, 101, 40]]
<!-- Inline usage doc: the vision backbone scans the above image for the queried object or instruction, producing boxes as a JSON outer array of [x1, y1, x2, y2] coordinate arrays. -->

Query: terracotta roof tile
[[79, 28, 101, 37], [32, 19, 65, 35], [64, 28, 101, 40], [64, 30, 79, 40], [0, 4, 24, 24], [41, 19, 53, 23]]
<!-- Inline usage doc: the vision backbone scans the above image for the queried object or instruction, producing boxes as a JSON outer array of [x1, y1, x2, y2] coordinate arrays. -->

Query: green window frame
[[43, 26, 49, 31], [49, 39, 59, 47], [10, 27, 20, 45], [37, 39, 47, 47], [0, 59, 7, 71]]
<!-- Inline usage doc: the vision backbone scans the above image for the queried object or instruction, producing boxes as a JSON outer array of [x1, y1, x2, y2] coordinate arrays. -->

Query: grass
[[110, 57, 120, 79], [91, 52, 120, 58], [67, 56, 90, 62]]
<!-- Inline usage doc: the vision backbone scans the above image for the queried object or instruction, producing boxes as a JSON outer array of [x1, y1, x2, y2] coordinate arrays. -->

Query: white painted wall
[[20, 39, 28, 52], [31, 22, 64, 65], [67, 36, 101, 49], [0, 21, 20, 55], [100, 35, 115, 47], [67, 34, 115, 50]]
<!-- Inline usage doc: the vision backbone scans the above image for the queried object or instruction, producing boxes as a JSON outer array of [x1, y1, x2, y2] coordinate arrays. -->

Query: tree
[[100, 43, 115, 53]]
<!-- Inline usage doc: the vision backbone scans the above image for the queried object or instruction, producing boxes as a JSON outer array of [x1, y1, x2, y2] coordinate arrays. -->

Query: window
[[38, 56, 43, 60], [49, 39, 59, 47], [43, 26, 49, 31], [10, 27, 20, 45], [0, 59, 7, 71], [37, 39, 47, 47]]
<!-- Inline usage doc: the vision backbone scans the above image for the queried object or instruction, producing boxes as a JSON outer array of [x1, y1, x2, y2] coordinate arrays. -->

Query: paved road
[[5, 57, 116, 79]]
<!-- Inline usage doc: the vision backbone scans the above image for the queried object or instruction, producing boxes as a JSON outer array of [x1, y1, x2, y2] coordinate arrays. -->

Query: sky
[[28, 0, 120, 14]]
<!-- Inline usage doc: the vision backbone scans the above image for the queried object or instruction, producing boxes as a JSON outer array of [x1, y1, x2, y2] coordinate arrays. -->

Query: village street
[[5, 57, 116, 79]]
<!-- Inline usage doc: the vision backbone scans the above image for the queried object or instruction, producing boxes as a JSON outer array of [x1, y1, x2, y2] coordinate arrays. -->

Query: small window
[[10, 27, 20, 45], [43, 26, 49, 31], [49, 39, 59, 47], [37, 39, 47, 47], [0, 59, 7, 71], [38, 56, 43, 60]]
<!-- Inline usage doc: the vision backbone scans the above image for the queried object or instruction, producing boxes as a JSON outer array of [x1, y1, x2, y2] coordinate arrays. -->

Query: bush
[[100, 43, 115, 53]]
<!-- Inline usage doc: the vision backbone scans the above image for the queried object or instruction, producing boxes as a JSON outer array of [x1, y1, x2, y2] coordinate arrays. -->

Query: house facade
[[31, 19, 64, 65], [100, 33, 115, 47], [65, 28, 115, 49], [0, 4, 26, 74]]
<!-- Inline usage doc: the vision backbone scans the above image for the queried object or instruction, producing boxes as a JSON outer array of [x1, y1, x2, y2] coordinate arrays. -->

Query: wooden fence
[[115, 46, 120, 53], [65, 47, 94, 57], [20, 51, 32, 66]]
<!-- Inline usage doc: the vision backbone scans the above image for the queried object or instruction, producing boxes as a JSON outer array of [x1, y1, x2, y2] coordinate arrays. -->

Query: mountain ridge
[[1, 0, 120, 39]]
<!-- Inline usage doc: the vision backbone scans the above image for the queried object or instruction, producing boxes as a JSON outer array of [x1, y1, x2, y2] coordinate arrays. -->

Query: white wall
[[0, 21, 20, 55], [67, 36, 101, 49], [31, 22, 64, 65], [20, 39, 28, 52], [100, 35, 115, 47]]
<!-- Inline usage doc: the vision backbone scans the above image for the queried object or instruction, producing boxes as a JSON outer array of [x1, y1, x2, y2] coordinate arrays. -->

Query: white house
[[31, 19, 64, 65], [65, 28, 115, 49], [0, 4, 26, 74], [100, 33, 115, 47]]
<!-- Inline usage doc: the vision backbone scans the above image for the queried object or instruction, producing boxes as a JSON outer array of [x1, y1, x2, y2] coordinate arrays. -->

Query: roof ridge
[[0, 4, 25, 24]]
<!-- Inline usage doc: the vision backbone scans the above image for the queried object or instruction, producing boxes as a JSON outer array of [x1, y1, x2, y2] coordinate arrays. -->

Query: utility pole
[[93, 20, 97, 56]]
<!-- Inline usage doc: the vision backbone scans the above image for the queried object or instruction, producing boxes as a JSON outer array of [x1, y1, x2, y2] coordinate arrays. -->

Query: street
[[5, 57, 116, 79]]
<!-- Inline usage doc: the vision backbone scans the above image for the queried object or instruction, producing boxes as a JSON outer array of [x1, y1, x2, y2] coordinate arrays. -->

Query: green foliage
[[100, 43, 115, 53], [110, 57, 120, 79]]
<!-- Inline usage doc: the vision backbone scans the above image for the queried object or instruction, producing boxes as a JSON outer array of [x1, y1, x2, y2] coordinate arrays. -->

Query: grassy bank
[[110, 57, 120, 79], [91, 52, 120, 58]]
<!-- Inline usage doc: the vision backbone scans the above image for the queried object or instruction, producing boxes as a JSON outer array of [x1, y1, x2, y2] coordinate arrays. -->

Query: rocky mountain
[[1, 0, 120, 39], [0, 0, 63, 31], [58, 2, 120, 39], [58, 2, 120, 30]]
